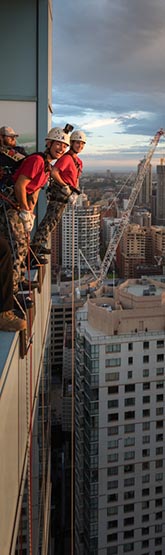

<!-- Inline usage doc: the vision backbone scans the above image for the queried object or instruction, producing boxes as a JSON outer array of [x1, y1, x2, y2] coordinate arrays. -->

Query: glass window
[[143, 382, 150, 390], [142, 488, 150, 497], [156, 382, 164, 389], [106, 344, 121, 353], [124, 424, 135, 433], [124, 411, 135, 420], [108, 480, 118, 490], [143, 396, 150, 403], [143, 422, 150, 431], [128, 371, 133, 378], [156, 407, 164, 416], [105, 372, 119, 382], [155, 460, 163, 468], [143, 355, 149, 363], [107, 493, 118, 503], [143, 369, 149, 377], [142, 514, 149, 522], [107, 467, 118, 476], [108, 439, 118, 449], [124, 478, 135, 487], [107, 506, 118, 515], [124, 437, 135, 447], [142, 462, 150, 470], [156, 434, 163, 442], [142, 474, 150, 483], [125, 398, 135, 407], [156, 394, 164, 402], [142, 436, 150, 444], [142, 526, 149, 534], [124, 451, 135, 460], [108, 413, 119, 422], [155, 486, 163, 494], [124, 517, 134, 526], [156, 368, 164, 376], [143, 341, 149, 349], [123, 543, 134, 552], [124, 530, 134, 539], [108, 453, 118, 463], [125, 384, 135, 392], [105, 358, 121, 368], [108, 385, 118, 394], [128, 343, 133, 351], [108, 426, 119, 436], [124, 491, 135, 500], [142, 500, 150, 509], [157, 340, 164, 348], [108, 399, 119, 408], [107, 519, 118, 529], [155, 473, 163, 482], [142, 449, 150, 457], [124, 504, 134, 513], [124, 464, 135, 473], [156, 421, 163, 428], [128, 357, 133, 365], [156, 447, 163, 455], [157, 354, 164, 362], [143, 409, 150, 417]]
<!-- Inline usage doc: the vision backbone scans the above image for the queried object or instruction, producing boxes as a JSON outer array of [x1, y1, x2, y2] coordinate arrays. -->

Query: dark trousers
[[0, 235, 13, 312]]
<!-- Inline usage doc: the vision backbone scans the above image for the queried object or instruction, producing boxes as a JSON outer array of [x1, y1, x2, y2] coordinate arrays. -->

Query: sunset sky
[[52, 0, 165, 171]]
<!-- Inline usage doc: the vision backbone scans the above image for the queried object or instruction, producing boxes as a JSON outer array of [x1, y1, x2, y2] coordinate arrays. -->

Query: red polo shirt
[[13, 154, 49, 194], [54, 153, 83, 189]]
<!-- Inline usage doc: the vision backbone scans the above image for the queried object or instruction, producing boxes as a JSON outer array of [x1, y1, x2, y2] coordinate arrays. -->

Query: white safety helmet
[[45, 127, 70, 146], [70, 130, 86, 143]]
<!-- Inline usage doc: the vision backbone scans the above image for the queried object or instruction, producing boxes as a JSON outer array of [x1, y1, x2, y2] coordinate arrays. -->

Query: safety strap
[[64, 150, 82, 178]]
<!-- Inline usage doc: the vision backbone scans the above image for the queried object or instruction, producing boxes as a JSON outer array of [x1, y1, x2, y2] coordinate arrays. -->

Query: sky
[[52, 0, 165, 171]]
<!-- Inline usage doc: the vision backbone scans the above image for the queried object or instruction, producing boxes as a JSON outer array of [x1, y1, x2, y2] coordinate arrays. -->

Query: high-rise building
[[61, 195, 100, 271], [117, 224, 146, 279], [0, 2, 52, 554], [155, 163, 165, 225], [137, 162, 152, 207], [75, 278, 165, 555]]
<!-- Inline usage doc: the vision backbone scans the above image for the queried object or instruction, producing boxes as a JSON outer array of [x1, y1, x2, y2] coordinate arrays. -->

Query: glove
[[19, 210, 35, 233], [69, 192, 79, 206]]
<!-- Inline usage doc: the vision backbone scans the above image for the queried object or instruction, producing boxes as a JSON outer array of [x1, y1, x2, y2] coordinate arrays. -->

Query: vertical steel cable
[[71, 205, 75, 555]]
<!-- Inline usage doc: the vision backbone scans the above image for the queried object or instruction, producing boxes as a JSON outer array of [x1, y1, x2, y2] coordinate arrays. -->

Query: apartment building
[[75, 277, 165, 555], [61, 195, 100, 271], [155, 164, 165, 226]]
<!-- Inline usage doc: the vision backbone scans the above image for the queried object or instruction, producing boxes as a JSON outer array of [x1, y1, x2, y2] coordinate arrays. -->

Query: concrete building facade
[[62, 196, 100, 271], [75, 278, 165, 555]]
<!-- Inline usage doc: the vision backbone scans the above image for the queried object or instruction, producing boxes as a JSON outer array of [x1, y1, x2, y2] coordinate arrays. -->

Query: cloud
[[52, 0, 165, 165]]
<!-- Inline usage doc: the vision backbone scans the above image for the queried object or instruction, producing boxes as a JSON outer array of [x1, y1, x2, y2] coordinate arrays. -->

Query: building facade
[[0, 2, 52, 554], [75, 278, 165, 555], [155, 164, 165, 226], [62, 196, 100, 271]]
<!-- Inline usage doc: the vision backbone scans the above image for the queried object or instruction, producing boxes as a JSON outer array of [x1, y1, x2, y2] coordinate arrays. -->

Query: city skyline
[[52, 0, 165, 171]]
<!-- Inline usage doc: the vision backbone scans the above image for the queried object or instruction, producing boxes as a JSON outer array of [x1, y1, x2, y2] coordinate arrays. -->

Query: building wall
[[75, 282, 165, 554], [0, 2, 52, 553]]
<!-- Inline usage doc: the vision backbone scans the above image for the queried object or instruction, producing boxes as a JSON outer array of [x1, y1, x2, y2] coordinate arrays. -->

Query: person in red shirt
[[0, 127, 70, 293], [32, 130, 86, 254]]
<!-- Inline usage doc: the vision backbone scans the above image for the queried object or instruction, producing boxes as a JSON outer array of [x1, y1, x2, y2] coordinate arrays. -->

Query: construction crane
[[96, 128, 165, 287]]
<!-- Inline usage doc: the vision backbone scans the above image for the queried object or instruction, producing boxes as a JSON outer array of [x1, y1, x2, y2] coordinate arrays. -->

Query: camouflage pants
[[32, 200, 66, 248], [0, 206, 28, 292]]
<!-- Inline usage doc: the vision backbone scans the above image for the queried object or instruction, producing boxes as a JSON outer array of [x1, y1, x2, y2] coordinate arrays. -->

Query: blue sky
[[52, 0, 165, 171]]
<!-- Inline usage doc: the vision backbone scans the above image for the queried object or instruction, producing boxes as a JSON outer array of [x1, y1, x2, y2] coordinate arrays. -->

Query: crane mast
[[98, 128, 165, 286]]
